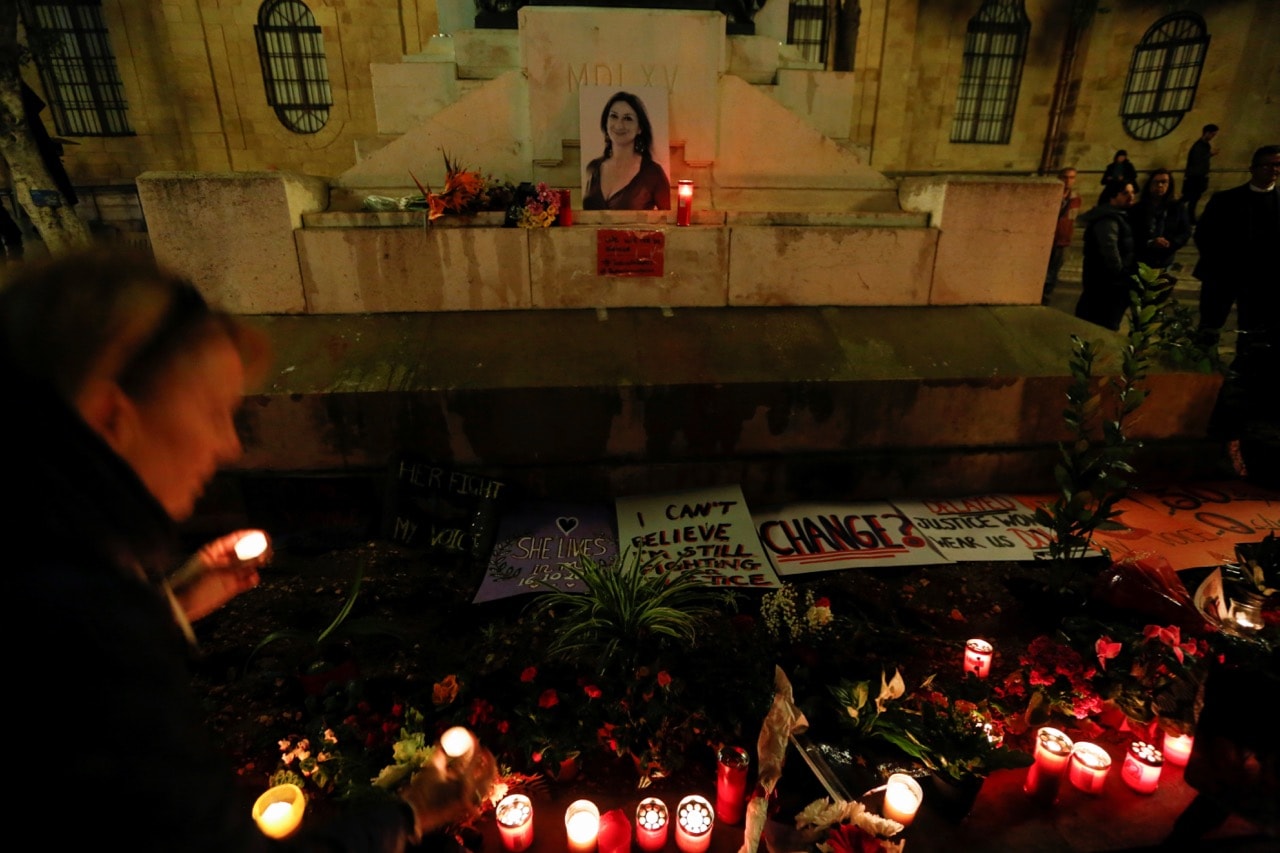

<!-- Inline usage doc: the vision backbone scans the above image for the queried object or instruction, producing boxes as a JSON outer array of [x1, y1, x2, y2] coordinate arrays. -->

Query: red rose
[[497, 720, 510, 734], [815, 597, 830, 608], [538, 689, 559, 709], [584, 684, 603, 699], [656, 671, 672, 688], [521, 666, 538, 683]]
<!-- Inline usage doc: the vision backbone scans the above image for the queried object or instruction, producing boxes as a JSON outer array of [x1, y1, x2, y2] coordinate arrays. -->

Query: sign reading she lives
[[596, 229, 665, 277], [891, 495, 1054, 561], [1087, 482, 1280, 571], [382, 455, 508, 564], [753, 502, 944, 575], [474, 500, 619, 603], [615, 485, 782, 588]]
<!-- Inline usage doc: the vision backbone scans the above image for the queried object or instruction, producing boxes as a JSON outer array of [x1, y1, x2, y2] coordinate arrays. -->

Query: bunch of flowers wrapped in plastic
[[513, 182, 561, 228], [795, 796, 904, 853]]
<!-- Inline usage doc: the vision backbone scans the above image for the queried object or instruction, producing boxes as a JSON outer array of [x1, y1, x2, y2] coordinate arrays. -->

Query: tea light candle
[[716, 745, 750, 825], [635, 798, 669, 852], [963, 638, 994, 679], [565, 799, 600, 853], [676, 180, 694, 226], [1024, 727, 1074, 804], [675, 795, 714, 853], [1067, 742, 1112, 794], [882, 773, 923, 828], [235, 530, 269, 561], [439, 726, 475, 761], [497, 794, 534, 852], [1162, 732, 1193, 768], [1121, 741, 1164, 794], [252, 783, 306, 839]]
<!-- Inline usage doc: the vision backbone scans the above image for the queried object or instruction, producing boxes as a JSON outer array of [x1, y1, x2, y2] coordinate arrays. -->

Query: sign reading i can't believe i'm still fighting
[[597, 229, 664, 276]]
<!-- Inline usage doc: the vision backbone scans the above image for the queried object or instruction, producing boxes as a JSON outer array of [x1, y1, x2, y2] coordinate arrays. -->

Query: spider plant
[[524, 551, 722, 674]]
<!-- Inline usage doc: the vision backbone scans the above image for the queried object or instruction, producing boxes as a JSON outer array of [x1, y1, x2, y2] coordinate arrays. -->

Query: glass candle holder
[[716, 746, 750, 825], [1067, 742, 1112, 795], [252, 783, 306, 839], [675, 795, 714, 853], [963, 638, 994, 679], [1161, 732, 1194, 768], [497, 794, 534, 852], [882, 773, 923, 828], [1121, 741, 1164, 795], [676, 180, 694, 226], [565, 799, 600, 853], [635, 797, 669, 852], [1024, 726, 1074, 804]]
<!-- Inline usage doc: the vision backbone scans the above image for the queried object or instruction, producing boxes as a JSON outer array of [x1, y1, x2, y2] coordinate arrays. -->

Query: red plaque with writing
[[596, 229, 665, 277]]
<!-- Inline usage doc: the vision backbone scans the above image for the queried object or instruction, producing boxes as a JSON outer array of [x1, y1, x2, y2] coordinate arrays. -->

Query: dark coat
[[1074, 203, 1137, 331], [1130, 198, 1191, 269], [1193, 181, 1280, 337], [6, 356, 413, 852]]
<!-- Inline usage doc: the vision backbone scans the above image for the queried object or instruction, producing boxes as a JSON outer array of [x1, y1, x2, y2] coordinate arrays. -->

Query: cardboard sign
[[597, 229, 664, 276], [1089, 482, 1280, 571], [753, 502, 942, 575], [891, 494, 1054, 561], [381, 455, 508, 564], [615, 485, 782, 588], [474, 500, 619, 603]]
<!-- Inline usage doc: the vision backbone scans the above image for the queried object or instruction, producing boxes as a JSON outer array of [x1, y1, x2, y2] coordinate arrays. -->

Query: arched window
[[950, 0, 1030, 145], [254, 0, 332, 134], [1121, 13, 1210, 141], [18, 0, 133, 136]]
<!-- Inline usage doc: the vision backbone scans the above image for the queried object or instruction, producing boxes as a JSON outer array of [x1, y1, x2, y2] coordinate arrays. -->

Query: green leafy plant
[[524, 551, 722, 674]]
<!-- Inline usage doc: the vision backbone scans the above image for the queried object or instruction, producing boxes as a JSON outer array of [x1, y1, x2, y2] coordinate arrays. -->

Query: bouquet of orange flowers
[[410, 152, 510, 221]]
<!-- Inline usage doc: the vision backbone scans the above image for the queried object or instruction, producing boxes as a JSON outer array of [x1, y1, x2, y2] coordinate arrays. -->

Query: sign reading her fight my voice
[[615, 485, 782, 588], [597, 229, 665, 276]]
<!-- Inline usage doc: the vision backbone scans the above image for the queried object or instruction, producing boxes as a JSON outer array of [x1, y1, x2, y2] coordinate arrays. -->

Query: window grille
[[18, 0, 132, 137], [787, 0, 830, 65], [254, 0, 333, 134], [950, 0, 1029, 145], [1121, 14, 1209, 141]]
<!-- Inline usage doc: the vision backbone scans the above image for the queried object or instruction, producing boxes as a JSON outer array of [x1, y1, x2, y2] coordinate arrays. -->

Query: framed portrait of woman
[[578, 86, 673, 212]]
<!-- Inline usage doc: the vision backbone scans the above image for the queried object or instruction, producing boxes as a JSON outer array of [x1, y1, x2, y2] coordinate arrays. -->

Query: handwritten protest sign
[[753, 502, 942, 575], [597, 230, 664, 277], [890, 495, 1054, 561], [381, 455, 508, 565], [474, 500, 619, 603], [1089, 482, 1280, 571], [615, 485, 782, 588]]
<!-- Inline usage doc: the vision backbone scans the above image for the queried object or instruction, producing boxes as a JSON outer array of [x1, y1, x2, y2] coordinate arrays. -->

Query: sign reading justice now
[[597, 229, 665, 276]]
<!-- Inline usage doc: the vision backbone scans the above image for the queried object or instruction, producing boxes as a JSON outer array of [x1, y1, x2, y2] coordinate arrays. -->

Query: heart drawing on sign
[[556, 517, 579, 535]]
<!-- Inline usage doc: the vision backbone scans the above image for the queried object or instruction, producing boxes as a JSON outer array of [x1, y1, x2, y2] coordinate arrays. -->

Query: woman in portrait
[[583, 91, 672, 211]]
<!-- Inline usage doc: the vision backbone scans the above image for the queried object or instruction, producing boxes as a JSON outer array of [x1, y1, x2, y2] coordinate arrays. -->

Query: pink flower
[[538, 689, 559, 709], [826, 823, 883, 853], [520, 666, 538, 683], [1143, 624, 1196, 664], [1096, 636, 1123, 671]]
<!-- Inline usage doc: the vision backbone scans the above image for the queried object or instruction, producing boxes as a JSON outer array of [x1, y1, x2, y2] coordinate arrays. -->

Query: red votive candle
[[557, 189, 573, 226], [716, 746, 749, 825], [963, 638, 994, 679], [1067, 742, 1112, 795], [676, 180, 693, 226], [635, 798, 668, 852], [496, 794, 534, 852], [674, 796, 713, 853], [1024, 726, 1074, 804], [1161, 732, 1193, 768], [1121, 741, 1164, 795]]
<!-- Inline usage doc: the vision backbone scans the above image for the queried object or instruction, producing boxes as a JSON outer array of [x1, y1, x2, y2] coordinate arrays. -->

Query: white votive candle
[[565, 799, 600, 853]]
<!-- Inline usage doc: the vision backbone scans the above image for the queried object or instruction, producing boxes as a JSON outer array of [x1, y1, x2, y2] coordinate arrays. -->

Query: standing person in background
[[1042, 166, 1082, 305], [1183, 124, 1219, 225], [1098, 150, 1138, 204], [1075, 180, 1138, 331], [1130, 169, 1191, 272]]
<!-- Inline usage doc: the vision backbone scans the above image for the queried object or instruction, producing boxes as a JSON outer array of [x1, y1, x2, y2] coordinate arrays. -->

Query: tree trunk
[[0, 8, 91, 255]]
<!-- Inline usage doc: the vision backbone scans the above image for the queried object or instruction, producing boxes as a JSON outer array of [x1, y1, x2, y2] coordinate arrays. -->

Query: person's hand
[[172, 529, 273, 621], [400, 744, 498, 840]]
